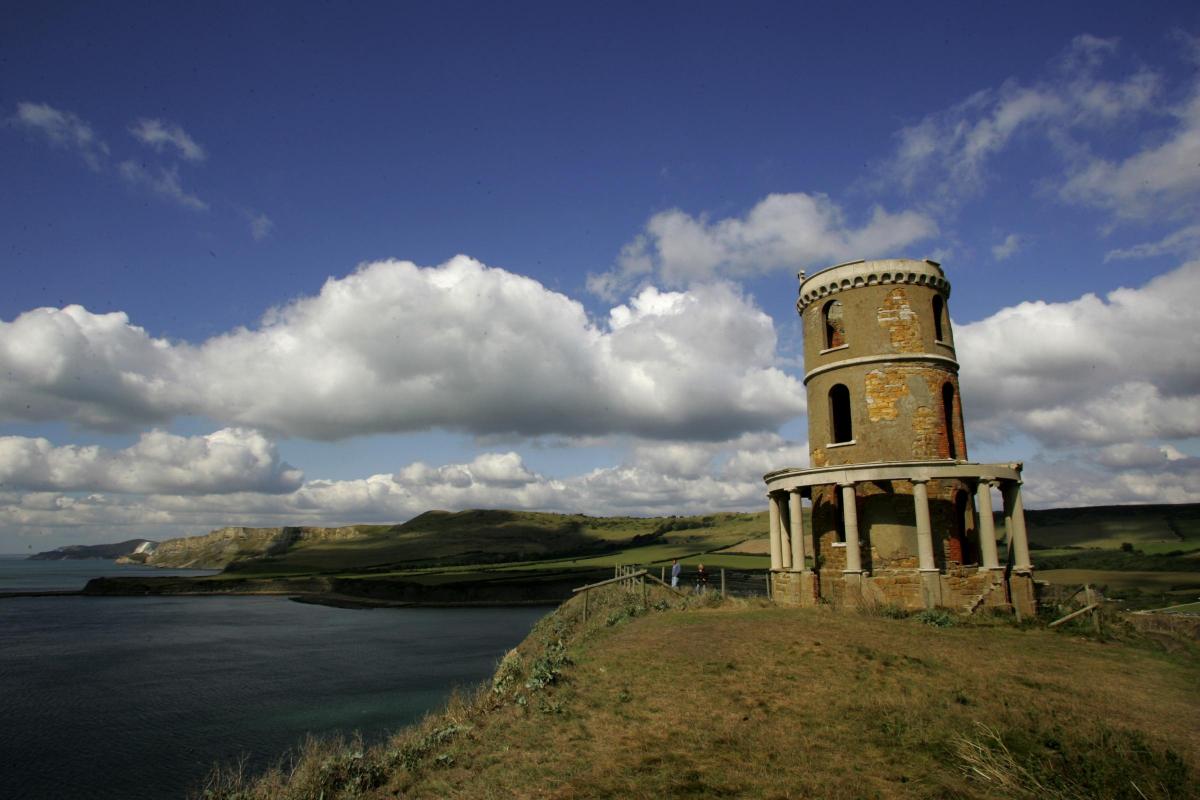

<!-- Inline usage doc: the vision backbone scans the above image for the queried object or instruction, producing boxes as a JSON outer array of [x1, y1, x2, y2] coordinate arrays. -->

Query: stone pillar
[[768, 493, 782, 571], [913, 478, 942, 608], [1004, 482, 1033, 572], [840, 483, 862, 574], [779, 492, 793, 570], [789, 488, 806, 571], [913, 479, 936, 571], [976, 480, 1000, 570]]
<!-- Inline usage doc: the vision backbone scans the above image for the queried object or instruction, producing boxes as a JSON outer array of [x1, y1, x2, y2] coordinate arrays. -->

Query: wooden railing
[[572, 565, 737, 621]]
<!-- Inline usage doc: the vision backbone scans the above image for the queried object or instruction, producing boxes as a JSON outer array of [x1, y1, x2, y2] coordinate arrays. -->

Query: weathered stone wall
[[802, 263, 966, 467], [771, 567, 1034, 615]]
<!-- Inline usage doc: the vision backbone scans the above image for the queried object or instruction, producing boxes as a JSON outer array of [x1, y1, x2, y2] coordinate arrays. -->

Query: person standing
[[696, 563, 708, 595], [670, 559, 681, 588]]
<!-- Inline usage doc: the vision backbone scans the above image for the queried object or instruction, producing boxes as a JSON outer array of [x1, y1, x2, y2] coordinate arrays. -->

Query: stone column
[[1004, 482, 1033, 572], [779, 492, 793, 570], [789, 488, 806, 571], [767, 492, 782, 571], [913, 478, 942, 609], [913, 479, 936, 572], [840, 483, 862, 574], [976, 480, 1000, 570]]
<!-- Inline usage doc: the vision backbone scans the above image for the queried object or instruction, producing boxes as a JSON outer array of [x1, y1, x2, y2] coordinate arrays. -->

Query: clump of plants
[[914, 608, 955, 627]]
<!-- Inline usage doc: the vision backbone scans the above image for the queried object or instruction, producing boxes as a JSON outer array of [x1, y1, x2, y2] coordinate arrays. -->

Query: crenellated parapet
[[796, 258, 950, 314]]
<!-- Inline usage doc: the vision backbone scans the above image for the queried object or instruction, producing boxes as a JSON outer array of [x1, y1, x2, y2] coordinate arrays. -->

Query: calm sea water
[[0, 554, 221, 592], [0, 557, 546, 799]]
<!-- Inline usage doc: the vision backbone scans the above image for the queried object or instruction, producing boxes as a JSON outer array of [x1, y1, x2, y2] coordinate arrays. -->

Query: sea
[[0, 555, 547, 799]]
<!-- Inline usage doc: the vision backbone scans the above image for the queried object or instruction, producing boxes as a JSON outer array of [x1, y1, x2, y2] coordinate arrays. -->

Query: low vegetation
[[196, 584, 1198, 800]]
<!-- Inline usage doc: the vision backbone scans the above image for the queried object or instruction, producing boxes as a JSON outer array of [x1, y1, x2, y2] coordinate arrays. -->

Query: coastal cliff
[[30, 539, 154, 561], [117, 525, 372, 569]]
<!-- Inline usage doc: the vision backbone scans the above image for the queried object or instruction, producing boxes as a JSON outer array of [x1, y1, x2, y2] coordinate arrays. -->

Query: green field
[[1026, 503, 1200, 551]]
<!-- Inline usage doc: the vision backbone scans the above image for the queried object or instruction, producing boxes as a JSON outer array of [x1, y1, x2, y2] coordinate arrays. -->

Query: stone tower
[[764, 258, 1036, 613]]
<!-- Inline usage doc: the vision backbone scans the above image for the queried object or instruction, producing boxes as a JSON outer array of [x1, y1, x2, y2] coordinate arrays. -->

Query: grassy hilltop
[[134, 510, 768, 575], [199, 585, 1200, 800]]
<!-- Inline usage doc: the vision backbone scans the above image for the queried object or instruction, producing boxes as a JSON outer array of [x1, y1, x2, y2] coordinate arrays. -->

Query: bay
[[0, 557, 546, 799]]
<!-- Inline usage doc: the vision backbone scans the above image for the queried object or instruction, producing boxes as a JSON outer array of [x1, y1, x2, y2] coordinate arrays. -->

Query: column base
[[919, 570, 943, 609], [769, 569, 816, 606]]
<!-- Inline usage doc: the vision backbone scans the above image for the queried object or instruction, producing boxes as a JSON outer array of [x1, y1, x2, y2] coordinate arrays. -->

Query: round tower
[[800, 259, 965, 469], [763, 258, 1036, 614]]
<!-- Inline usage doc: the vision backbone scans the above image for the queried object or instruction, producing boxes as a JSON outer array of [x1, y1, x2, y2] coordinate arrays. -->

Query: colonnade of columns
[[766, 478, 1032, 575], [766, 489, 808, 572]]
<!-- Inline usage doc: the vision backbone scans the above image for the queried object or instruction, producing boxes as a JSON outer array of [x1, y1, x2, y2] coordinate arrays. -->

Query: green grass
[[1033, 547, 1200, 572]]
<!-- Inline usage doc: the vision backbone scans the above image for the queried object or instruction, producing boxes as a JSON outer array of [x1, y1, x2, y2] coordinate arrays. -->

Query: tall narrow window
[[823, 299, 845, 349], [932, 295, 945, 341], [830, 384, 853, 444], [942, 382, 957, 459]]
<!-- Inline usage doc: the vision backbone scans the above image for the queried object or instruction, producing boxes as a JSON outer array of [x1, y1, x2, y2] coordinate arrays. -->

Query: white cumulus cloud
[[957, 259, 1200, 447], [0, 428, 302, 495], [588, 192, 937, 298], [0, 256, 804, 441]]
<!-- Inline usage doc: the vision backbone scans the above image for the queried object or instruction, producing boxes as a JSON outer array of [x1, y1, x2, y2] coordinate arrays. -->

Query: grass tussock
[[196, 585, 1199, 800], [953, 721, 1191, 800]]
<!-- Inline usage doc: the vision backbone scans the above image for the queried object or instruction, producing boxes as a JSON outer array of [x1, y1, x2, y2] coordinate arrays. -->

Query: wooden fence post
[[1085, 585, 1101, 633], [721, 569, 727, 599], [766, 572, 772, 600], [583, 589, 589, 622]]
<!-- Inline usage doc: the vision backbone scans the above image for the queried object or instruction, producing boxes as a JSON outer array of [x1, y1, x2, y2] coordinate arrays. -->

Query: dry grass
[[197, 586, 1199, 800]]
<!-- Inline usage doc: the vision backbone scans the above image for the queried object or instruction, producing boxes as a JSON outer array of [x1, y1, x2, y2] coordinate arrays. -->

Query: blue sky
[[3, 1, 1199, 549]]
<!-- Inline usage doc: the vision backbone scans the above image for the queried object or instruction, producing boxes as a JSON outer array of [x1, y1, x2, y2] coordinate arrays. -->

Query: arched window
[[830, 384, 853, 444], [942, 382, 957, 459], [932, 295, 945, 342], [823, 299, 845, 349]]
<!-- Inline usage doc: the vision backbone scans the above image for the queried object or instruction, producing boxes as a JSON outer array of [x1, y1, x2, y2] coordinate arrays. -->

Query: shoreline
[[0, 586, 564, 609], [28, 568, 608, 608]]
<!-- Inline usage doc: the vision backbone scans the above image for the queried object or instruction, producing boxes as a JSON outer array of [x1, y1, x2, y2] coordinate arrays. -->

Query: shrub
[[915, 609, 955, 627]]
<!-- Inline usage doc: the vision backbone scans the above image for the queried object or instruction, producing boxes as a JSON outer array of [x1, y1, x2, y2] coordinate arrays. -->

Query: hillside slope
[[1027, 502, 1200, 552], [200, 591, 1199, 800], [132, 510, 766, 572]]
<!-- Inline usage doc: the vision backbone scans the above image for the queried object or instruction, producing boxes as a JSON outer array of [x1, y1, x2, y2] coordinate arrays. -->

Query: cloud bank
[[0, 432, 809, 543], [0, 256, 804, 441], [0, 428, 301, 495]]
